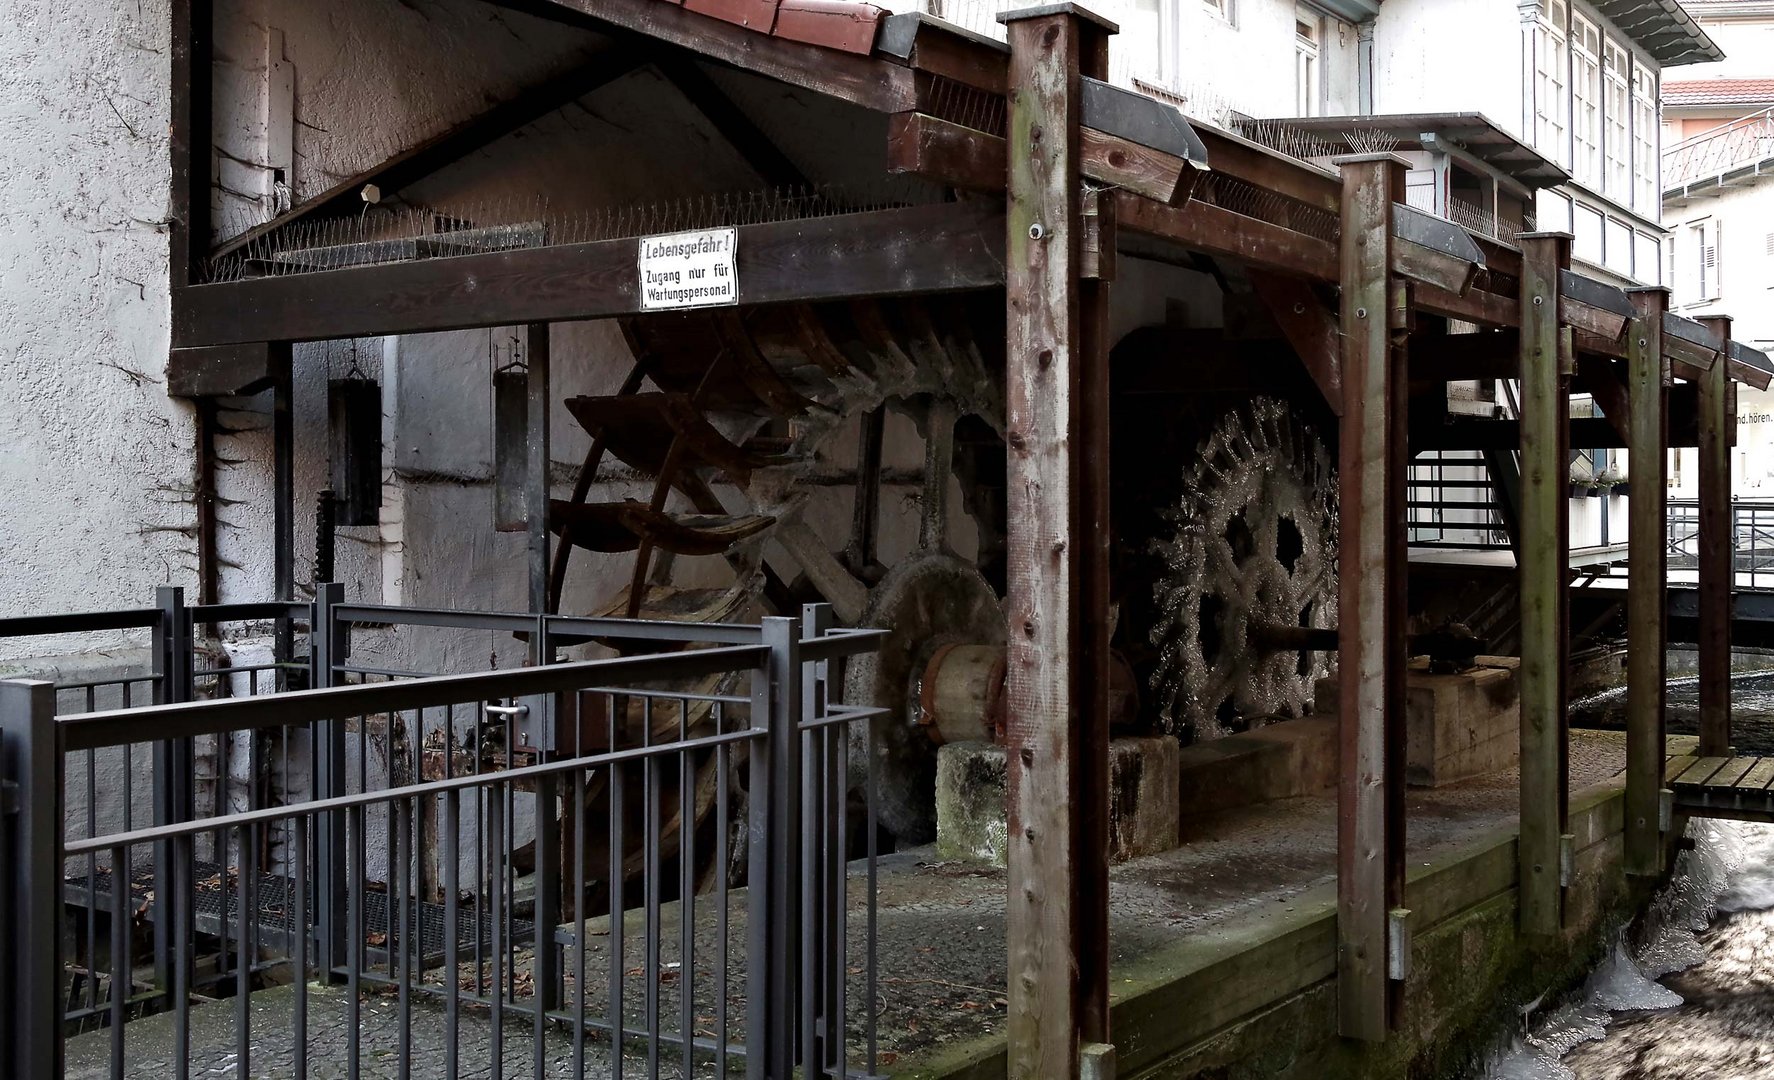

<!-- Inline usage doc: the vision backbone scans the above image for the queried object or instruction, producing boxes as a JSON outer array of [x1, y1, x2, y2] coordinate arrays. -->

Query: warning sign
[[637, 228, 738, 311]]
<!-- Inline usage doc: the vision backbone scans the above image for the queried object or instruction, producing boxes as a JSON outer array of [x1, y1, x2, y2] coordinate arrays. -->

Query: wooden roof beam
[[173, 200, 1004, 347]]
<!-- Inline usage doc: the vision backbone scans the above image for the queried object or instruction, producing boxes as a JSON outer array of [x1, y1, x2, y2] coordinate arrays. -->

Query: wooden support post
[[1696, 314, 1735, 757], [1334, 152, 1408, 1043], [1518, 232, 1572, 936], [527, 324, 552, 633], [1625, 288, 1669, 877], [271, 344, 295, 666], [1001, 5, 1117, 1077], [169, 0, 211, 288]]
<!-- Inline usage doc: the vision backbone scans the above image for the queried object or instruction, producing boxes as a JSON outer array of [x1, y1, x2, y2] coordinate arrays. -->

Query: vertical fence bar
[[761, 616, 803, 1077], [312, 582, 348, 978], [1, 680, 60, 1080], [1696, 315, 1735, 757], [533, 773, 557, 1078], [152, 585, 189, 1000], [1626, 288, 1670, 877], [292, 813, 309, 1080]]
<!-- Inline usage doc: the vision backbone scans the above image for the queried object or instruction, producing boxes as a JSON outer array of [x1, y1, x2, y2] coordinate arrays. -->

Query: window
[[1570, 14, 1601, 185], [1635, 231, 1662, 285], [1202, 0, 1233, 21], [1295, 7, 1322, 117], [1574, 203, 1604, 265], [1677, 220, 1722, 302], [1693, 219, 1721, 300], [1604, 40, 1629, 199], [1533, 1, 1570, 168], [1632, 63, 1659, 213], [1605, 216, 1632, 275]]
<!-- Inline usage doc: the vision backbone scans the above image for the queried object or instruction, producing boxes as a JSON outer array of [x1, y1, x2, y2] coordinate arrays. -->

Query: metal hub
[[1149, 396, 1338, 740]]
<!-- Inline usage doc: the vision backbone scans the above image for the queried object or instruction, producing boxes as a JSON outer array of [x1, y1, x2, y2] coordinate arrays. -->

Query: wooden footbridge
[[1670, 755, 1774, 824]]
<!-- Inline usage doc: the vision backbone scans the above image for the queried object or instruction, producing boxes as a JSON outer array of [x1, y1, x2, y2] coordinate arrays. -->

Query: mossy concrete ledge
[[893, 767, 1680, 1079]]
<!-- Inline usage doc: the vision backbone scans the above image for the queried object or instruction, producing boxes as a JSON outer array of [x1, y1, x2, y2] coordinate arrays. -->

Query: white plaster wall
[[0, 0, 189, 666], [1373, 0, 1523, 135], [1685, 15, 1774, 81]]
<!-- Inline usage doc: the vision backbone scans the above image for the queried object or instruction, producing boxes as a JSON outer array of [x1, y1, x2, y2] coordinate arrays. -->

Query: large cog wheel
[[1149, 396, 1338, 740]]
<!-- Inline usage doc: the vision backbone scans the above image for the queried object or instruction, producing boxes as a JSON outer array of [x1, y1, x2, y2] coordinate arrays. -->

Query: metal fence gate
[[0, 591, 884, 1079]]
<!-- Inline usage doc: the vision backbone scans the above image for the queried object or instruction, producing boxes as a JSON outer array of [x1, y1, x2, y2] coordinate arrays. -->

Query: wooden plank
[[1517, 232, 1572, 937], [213, 54, 650, 262], [1624, 288, 1667, 878], [1002, 9, 1113, 1077], [1576, 356, 1631, 441], [1671, 755, 1731, 787], [1737, 757, 1774, 791], [174, 201, 1005, 346], [1711, 757, 1759, 790], [1334, 152, 1407, 1042], [1394, 239, 1478, 295], [1193, 124, 1341, 215], [486, 0, 917, 113], [1697, 314, 1736, 757]]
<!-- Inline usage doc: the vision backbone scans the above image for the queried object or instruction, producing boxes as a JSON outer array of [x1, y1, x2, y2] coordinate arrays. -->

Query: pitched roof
[[1664, 77, 1774, 105], [677, 0, 886, 55]]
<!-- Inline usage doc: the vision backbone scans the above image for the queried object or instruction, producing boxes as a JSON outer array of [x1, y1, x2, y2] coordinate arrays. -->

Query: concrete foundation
[[1316, 657, 1521, 787], [935, 737, 1180, 866], [1175, 717, 1337, 818]]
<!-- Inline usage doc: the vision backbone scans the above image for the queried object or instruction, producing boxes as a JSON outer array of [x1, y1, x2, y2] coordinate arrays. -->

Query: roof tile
[[773, 0, 884, 54], [1665, 78, 1774, 106]]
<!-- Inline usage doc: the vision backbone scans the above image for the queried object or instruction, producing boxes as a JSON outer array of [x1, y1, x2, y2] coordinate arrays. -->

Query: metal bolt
[[1028, 223, 1047, 241], [1533, 295, 1544, 306], [1356, 307, 1368, 319]]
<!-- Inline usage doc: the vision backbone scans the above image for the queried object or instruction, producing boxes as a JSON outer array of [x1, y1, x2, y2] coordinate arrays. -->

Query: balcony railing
[[1665, 107, 1774, 190]]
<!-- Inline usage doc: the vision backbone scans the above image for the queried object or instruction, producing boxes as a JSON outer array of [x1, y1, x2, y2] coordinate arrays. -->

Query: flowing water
[[1483, 673, 1774, 1079]]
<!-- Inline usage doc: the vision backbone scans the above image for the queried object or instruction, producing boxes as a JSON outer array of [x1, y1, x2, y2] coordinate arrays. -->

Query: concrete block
[[1175, 716, 1337, 819], [935, 736, 1181, 866], [1319, 659, 1520, 788]]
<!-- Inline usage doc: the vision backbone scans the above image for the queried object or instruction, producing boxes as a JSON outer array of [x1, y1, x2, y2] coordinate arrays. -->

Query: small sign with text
[[638, 228, 737, 311]]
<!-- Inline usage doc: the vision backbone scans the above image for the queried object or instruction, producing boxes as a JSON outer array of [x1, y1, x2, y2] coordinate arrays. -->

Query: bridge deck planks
[[1671, 754, 1774, 823]]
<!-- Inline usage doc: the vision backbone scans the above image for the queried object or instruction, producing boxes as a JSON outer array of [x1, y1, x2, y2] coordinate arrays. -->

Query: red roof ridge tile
[[671, 0, 885, 55]]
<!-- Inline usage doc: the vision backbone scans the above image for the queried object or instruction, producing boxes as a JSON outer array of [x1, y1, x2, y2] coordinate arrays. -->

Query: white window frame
[[1603, 38, 1629, 200], [1533, 0, 1570, 168], [1295, 6, 1322, 118], [1570, 13, 1601, 186], [1202, 0, 1234, 24], [1631, 61, 1659, 214]]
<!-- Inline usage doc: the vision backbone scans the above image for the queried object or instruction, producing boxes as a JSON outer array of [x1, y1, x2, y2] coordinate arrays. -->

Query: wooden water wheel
[[546, 294, 1008, 913]]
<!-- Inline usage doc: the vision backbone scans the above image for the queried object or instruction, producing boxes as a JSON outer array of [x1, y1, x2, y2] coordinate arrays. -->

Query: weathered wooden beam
[[1408, 329, 1518, 381], [169, 0, 212, 288], [1249, 271, 1341, 415], [1114, 192, 1339, 280], [484, 0, 917, 112], [877, 11, 1011, 94], [1729, 341, 1774, 391], [1664, 312, 1723, 372], [1697, 314, 1735, 757], [1002, 7, 1114, 1077], [1625, 287, 1669, 878], [887, 111, 1196, 203], [527, 323, 552, 628], [166, 343, 275, 398], [213, 53, 651, 262], [1575, 355, 1631, 442], [1413, 281, 1517, 327], [174, 201, 1005, 346], [1334, 152, 1408, 1043], [1413, 407, 1702, 451], [1517, 231, 1572, 938], [1560, 269, 1634, 342]]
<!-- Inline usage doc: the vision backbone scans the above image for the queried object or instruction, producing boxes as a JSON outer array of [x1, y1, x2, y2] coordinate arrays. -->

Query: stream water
[[1483, 674, 1774, 1079]]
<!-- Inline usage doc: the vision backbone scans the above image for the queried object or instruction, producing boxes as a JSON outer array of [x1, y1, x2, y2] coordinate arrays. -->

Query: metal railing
[[0, 593, 885, 1079], [1665, 107, 1774, 189], [1667, 498, 1774, 589], [1408, 450, 1512, 550]]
